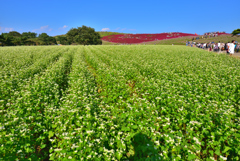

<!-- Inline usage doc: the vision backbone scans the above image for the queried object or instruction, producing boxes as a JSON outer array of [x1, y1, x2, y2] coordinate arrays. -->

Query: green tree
[[0, 34, 3, 46], [66, 28, 78, 44], [8, 31, 21, 38], [231, 29, 240, 36], [22, 32, 37, 38], [56, 36, 69, 45], [47, 36, 57, 45], [1, 33, 13, 46], [1, 31, 22, 46], [66, 25, 102, 45], [12, 37, 22, 46], [38, 33, 56, 45], [38, 33, 49, 40]]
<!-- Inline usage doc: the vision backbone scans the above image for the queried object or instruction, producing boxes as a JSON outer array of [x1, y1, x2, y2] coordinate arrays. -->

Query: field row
[[0, 46, 239, 160]]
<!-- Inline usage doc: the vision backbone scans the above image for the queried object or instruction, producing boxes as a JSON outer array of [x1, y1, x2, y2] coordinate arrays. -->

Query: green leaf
[[41, 144, 46, 149], [215, 149, 221, 156], [223, 146, 231, 153], [122, 127, 130, 131], [52, 124, 57, 128], [49, 154, 55, 160], [188, 154, 197, 160], [209, 150, 213, 155], [132, 125, 138, 129], [49, 131, 54, 138]]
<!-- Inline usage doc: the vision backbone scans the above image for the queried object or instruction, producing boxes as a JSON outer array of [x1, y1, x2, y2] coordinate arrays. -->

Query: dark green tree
[[232, 29, 240, 36], [8, 31, 21, 38], [0, 34, 3, 46], [20, 36, 28, 45], [22, 32, 37, 38], [1, 33, 14, 46], [1, 31, 21, 46], [47, 36, 57, 45], [56, 36, 69, 45], [12, 37, 22, 46], [66, 28, 78, 44], [38, 33, 49, 40], [38, 33, 56, 45], [66, 25, 102, 45]]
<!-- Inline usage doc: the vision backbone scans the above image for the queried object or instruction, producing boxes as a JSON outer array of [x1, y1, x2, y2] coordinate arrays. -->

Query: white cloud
[[0, 27, 2, 31], [101, 28, 110, 31], [5, 28, 14, 32], [121, 28, 127, 31], [59, 25, 68, 30], [32, 25, 52, 32]]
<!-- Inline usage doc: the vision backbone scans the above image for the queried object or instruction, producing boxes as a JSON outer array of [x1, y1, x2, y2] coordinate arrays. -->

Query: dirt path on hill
[[233, 52, 240, 57]]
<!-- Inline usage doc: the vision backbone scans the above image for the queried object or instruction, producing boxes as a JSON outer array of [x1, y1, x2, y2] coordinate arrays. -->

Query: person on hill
[[218, 41, 221, 52], [236, 43, 240, 53], [228, 40, 235, 56], [225, 42, 229, 53], [208, 43, 212, 51], [203, 43, 206, 49], [221, 43, 225, 51], [214, 43, 219, 52]]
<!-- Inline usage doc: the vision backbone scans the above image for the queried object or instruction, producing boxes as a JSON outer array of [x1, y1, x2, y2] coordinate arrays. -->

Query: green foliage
[[56, 36, 69, 45], [0, 34, 3, 46], [1, 33, 14, 46], [38, 33, 57, 45], [22, 32, 37, 39], [0, 31, 56, 46], [231, 29, 240, 36], [66, 25, 102, 45], [98, 31, 129, 38], [8, 31, 22, 37], [0, 45, 239, 160], [38, 33, 49, 39]]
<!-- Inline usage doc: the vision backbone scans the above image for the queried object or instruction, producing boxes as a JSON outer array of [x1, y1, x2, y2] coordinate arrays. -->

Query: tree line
[[0, 25, 102, 46], [0, 31, 56, 46]]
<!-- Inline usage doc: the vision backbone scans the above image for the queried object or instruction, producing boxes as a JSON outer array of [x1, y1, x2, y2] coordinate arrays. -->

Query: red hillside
[[101, 32, 198, 44]]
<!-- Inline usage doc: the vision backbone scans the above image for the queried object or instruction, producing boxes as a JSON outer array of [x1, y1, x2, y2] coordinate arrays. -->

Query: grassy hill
[[102, 36, 195, 45], [55, 32, 128, 39], [102, 35, 240, 45], [98, 31, 129, 38], [193, 35, 240, 44]]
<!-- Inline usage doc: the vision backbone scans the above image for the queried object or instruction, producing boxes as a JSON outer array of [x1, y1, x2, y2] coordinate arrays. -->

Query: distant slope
[[102, 34, 240, 45], [101, 32, 197, 44], [102, 36, 195, 45], [54, 32, 128, 39], [193, 34, 239, 44], [98, 31, 129, 38], [150, 34, 239, 45]]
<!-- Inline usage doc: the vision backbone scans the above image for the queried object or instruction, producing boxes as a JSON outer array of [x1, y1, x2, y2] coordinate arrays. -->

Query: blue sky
[[0, 0, 239, 36]]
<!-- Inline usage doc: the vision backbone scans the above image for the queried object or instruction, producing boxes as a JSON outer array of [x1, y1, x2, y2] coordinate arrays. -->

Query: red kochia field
[[101, 32, 197, 44]]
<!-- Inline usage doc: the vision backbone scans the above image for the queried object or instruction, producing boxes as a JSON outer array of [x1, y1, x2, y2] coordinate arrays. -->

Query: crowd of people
[[186, 40, 240, 56], [203, 31, 226, 37]]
